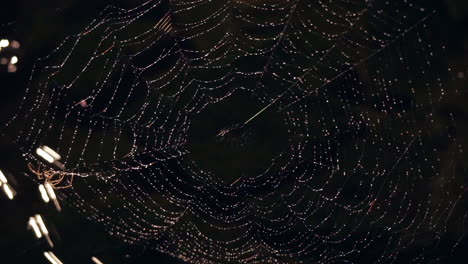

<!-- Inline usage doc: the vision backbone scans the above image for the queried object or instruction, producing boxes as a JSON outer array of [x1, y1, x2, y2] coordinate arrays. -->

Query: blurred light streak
[[35, 214, 54, 247], [2, 183, 15, 200], [92, 256, 105, 264], [28, 217, 43, 238], [0, 169, 8, 183], [39, 184, 50, 203], [36, 148, 55, 163], [42, 146, 61, 161], [44, 252, 63, 264], [45, 182, 61, 211]]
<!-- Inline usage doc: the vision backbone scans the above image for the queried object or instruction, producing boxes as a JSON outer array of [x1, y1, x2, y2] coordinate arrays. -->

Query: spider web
[[3, 0, 467, 263]]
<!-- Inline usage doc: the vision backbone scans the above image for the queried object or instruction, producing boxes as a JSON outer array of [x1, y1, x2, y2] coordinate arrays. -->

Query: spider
[[27, 162, 74, 189], [216, 123, 252, 149]]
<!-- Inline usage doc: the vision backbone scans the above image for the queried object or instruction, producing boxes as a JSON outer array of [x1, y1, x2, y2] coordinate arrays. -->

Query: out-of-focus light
[[45, 182, 61, 211], [0, 39, 9, 48], [10, 40, 20, 49], [0, 58, 7, 65], [36, 146, 62, 163], [35, 214, 49, 235], [0, 170, 14, 199], [10, 56, 18, 65], [79, 100, 88, 108], [2, 184, 15, 200], [51, 253, 64, 264], [35, 214, 54, 247], [35, 146, 65, 171], [92, 256, 104, 264], [44, 252, 57, 264], [7, 64, 17, 73], [28, 217, 43, 238], [44, 183, 56, 200], [0, 169, 8, 183], [44, 252, 63, 264], [42, 146, 62, 161], [36, 148, 55, 163], [39, 184, 50, 203]]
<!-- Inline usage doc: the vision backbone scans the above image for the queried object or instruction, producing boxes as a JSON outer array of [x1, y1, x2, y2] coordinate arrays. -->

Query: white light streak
[[44, 252, 56, 264], [2, 184, 15, 200], [28, 217, 43, 238], [92, 256, 104, 264], [45, 182, 61, 211], [49, 252, 63, 264], [36, 148, 55, 163], [44, 182, 57, 200], [10, 56, 18, 65], [0, 39, 9, 48], [35, 214, 49, 235], [0, 169, 8, 183], [36, 146, 62, 164], [44, 252, 63, 264], [35, 214, 54, 247], [42, 146, 61, 161], [39, 184, 50, 203]]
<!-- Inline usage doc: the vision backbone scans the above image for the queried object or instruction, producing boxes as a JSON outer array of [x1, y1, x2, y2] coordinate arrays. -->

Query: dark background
[[0, 0, 467, 263], [0, 1, 185, 263]]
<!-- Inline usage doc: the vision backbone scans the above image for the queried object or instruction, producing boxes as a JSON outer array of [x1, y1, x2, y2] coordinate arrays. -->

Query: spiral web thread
[[3, 0, 467, 263]]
